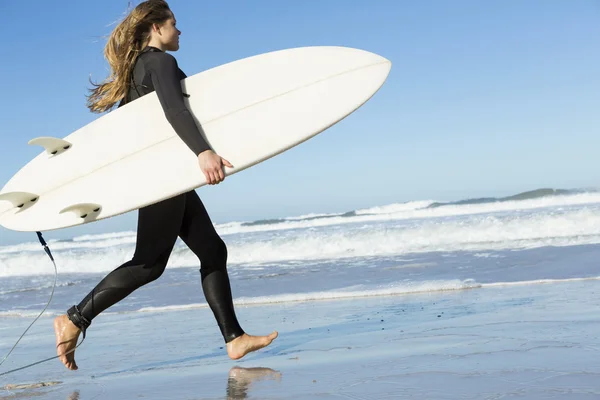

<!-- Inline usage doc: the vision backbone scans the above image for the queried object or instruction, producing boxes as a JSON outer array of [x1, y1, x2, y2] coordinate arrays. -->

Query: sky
[[0, 0, 599, 245]]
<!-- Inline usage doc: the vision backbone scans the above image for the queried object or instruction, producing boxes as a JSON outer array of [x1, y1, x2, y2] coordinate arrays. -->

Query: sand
[[1, 279, 598, 399]]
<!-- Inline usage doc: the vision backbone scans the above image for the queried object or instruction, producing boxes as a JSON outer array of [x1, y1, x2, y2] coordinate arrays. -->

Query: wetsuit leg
[[179, 190, 245, 343], [67, 193, 186, 327]]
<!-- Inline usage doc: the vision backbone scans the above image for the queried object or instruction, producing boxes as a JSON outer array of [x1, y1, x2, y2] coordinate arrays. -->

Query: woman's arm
[[145, 52, 232, 185], [146, 52, 211, 156]]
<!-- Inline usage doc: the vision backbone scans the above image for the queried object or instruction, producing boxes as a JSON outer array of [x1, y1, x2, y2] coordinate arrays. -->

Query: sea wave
[[3, 205, 600, 278], [3, 275, 597, 319]]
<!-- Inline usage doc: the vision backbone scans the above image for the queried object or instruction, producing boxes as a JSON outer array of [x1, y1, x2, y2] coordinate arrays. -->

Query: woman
[[53, 0, 277, 371]]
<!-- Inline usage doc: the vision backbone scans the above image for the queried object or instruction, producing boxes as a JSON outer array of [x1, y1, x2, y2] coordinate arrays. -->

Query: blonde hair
[[87, 0, 173, 113]]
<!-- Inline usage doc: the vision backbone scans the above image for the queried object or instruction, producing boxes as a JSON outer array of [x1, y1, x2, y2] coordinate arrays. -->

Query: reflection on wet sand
[[1, 382, 62, 400], [1, 366, 281, 399], [227, 366, 282, 399]]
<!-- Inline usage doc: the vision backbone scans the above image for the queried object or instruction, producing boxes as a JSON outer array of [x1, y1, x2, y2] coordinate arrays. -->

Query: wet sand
[[1, 279, 598, 399]]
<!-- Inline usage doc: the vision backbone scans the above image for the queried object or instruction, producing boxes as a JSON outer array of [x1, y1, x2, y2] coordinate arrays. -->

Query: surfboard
[[0, 46, 391, 232]]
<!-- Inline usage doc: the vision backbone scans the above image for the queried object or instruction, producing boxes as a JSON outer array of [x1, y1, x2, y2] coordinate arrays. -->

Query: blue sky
[[0, 0, 599, 245]]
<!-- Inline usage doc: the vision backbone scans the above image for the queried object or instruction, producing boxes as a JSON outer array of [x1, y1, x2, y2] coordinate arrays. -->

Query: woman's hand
[[197, 150, 233, 185]]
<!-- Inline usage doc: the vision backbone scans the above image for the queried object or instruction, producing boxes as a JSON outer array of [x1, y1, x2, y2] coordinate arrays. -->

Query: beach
[[1, 189, 600, 399], [1, 279, 599, 399]]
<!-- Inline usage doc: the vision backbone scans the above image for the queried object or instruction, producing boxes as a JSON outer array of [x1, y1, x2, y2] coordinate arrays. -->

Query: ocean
[[1, 187, 599, 398], [2, 187, 600, 316]]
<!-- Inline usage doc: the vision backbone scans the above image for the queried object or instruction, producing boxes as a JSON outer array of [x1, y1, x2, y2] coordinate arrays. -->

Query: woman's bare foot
[[226, 331, 278, 360], [53, 315, 81, 370]]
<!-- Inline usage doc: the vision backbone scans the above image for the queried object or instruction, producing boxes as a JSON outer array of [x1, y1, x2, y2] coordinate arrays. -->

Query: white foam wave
[[214, 208, 600, 265], [0, 310, 56, 318], [134, 279, 480, 313], [0, 240, 60, 255], [0, 280, 82, 296], [0, 280, 478, 318], [5, 193, 600, 256], [0, 232, 136, 256], [215, 192, 600, 236], [0, 237, 138, 255], [355, 201, 434, 215], [72, 231, 136, 242], [94, 276, 600, 313], [4, 207, 600, 277], [0, 245, 134, 277], [481, 276, 600, 287], [1, 277, 598, 319], [284, 212, 340, 221]]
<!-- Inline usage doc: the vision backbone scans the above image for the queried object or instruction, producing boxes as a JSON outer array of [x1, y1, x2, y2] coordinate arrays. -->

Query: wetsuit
[[66, 46, 245, 343]]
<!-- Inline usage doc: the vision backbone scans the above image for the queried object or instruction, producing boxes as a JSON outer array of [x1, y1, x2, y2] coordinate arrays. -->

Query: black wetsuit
[[66, 46, 245, 343]]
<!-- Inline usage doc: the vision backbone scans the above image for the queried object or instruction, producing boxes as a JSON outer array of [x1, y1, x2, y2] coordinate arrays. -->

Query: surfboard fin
[[0, 191, 40, 213], [59, 203, 102, 221], [28, 137, 73, 156]]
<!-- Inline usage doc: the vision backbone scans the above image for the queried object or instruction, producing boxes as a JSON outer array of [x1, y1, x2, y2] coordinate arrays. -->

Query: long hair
[[86, 0, 172, 113]]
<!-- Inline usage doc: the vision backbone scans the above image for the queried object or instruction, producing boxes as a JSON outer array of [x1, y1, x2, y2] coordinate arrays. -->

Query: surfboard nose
[[361, 49, 391, 66], [343, 47, 392, 86], [331, 46, 391, 68], [324, 47, 391, 82]]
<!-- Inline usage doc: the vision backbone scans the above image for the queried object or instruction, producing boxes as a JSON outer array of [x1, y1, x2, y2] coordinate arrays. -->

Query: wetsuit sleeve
[[145, 53, 211, 156]]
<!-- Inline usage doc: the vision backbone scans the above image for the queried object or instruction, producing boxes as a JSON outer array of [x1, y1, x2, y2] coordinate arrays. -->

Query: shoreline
[[1, 279, 598, 399]]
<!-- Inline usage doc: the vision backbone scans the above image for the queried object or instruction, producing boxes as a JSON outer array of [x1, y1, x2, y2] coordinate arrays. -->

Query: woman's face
[[152, 12, 181, 51]]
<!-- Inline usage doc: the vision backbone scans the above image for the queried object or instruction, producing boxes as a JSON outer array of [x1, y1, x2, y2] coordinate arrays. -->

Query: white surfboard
[[0, 46, 391, 232]]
